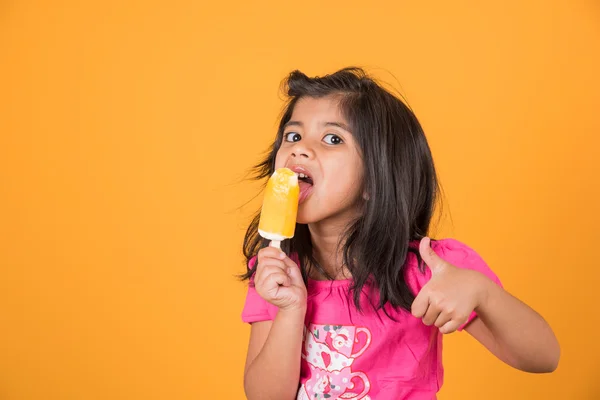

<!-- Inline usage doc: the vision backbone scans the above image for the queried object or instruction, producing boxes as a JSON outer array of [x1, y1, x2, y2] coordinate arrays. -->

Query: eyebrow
[[284, 120, 352, 133]]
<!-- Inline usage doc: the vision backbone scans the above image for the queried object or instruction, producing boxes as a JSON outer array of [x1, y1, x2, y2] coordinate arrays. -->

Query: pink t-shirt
[[241, 238, 502, 400]]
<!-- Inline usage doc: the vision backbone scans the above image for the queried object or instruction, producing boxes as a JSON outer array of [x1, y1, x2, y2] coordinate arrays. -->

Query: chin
[[296, 208, 318, 225], [296, 214, 311, 225]]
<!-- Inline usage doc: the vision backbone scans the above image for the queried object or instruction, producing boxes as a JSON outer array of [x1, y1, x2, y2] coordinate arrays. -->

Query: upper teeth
[[299, 173, 307, 178]]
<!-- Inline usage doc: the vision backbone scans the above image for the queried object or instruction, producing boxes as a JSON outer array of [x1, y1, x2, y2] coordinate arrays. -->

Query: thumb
[[419, 237, 445, 274], [282, 257, 305, 286]]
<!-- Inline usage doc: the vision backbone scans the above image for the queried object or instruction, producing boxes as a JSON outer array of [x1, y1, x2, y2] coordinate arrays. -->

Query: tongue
[[298, 180, 313, 202]]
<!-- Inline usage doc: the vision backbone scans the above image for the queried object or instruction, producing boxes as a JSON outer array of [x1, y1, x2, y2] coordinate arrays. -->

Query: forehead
[[290, 95, 347, 122]]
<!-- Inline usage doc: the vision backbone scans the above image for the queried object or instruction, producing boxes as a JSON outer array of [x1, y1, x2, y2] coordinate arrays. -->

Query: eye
[[323, 134, 343, 145], [284, 132, 302, 142]]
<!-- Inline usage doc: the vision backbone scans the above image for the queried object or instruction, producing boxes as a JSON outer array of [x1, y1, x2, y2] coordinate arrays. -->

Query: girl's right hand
[[254, 247, 307, 312]]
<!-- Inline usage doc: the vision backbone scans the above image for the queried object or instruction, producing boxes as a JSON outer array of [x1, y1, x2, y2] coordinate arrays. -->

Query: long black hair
[[240, 67, 441, 313]]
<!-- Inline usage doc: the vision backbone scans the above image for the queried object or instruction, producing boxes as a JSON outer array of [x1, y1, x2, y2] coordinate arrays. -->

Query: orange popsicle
[[258, 167, 299, 248]]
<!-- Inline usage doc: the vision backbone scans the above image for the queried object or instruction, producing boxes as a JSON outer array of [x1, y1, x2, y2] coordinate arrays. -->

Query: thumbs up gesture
[[411, 237, 489, 334]]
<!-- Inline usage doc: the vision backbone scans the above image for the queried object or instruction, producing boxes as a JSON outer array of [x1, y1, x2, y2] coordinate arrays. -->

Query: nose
[[291, 141, 314, 159]]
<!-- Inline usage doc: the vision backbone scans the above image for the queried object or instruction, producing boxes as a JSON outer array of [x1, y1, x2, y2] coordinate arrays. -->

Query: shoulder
[[430, 238, 483, 265], [404, 237, 476, 272], [432, 238, 500, 282]]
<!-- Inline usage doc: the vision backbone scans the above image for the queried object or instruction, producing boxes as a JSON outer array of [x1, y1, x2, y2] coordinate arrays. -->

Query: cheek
[[324, 164, 362, 199], [273, 149, 287, 169]]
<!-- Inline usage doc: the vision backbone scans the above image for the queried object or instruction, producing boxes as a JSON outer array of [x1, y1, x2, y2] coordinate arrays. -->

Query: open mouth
[[297, 172, 314, 203], [297, 172, 314, 186], [289, 166, 314, 203]]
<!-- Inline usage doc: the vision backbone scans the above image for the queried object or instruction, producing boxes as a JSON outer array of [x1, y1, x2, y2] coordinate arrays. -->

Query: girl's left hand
[[411, 237, 491, 334]]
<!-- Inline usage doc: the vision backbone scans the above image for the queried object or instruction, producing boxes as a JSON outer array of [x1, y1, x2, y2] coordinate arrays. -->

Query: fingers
[[439, 319, 464, 334], [281, 256, 304, 285], [411, 292, 429, 319], [256, 248, 286, 278], [253, 247, 307, 310], [257, 247, 303, 278], [258, 259, 289, 282], [257, 262, 291, 301], [419, 237, 445, 274], [257, 247, 286, 264], [263, 268, 291, 289], [433, 309, 452, 329], [412, 291, 466, 333], [420, 303, 465, 333], [256, 247, 304, 293], [422, 302, 440, 326]]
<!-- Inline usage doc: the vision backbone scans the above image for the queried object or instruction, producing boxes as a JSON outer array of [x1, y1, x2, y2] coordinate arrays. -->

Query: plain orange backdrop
[[1, 1, 599, 399]]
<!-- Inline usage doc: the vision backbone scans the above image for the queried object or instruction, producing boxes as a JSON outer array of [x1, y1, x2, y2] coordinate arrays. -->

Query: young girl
[[240, 67, 559, 400]]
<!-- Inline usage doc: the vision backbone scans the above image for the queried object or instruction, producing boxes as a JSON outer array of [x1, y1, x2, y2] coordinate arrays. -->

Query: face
[[274, 95, 364, 226]]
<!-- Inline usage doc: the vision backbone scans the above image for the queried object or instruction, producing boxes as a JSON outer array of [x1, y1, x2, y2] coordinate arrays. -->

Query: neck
[[308, 214, 356, 280]]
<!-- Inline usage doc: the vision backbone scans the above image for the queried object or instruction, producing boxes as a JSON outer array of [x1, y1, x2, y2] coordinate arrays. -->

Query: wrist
[[474, 272, 496, 313], [278, 303, 307, 317]]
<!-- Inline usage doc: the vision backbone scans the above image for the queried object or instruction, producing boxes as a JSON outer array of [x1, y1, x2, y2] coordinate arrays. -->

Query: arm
[[412, 237, 560, 373], [465, 280, 560, 373], [242, 246, 307, 400], [244, 308, 305, 400]]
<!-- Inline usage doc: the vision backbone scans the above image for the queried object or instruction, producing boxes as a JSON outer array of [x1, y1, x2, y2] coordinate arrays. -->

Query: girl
[[240, 67, 559, 400]]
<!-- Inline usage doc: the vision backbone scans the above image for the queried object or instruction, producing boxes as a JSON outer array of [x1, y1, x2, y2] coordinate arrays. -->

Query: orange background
[[1, 1, 598, 399]]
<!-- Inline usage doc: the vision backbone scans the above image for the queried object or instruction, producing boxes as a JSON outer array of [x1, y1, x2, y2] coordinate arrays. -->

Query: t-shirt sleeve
[[241, 256, 278, 324], [405, 238, 503, 331]]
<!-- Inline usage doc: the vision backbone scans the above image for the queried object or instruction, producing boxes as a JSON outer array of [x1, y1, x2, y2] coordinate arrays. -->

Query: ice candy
[[258, 167, 299, 248]]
